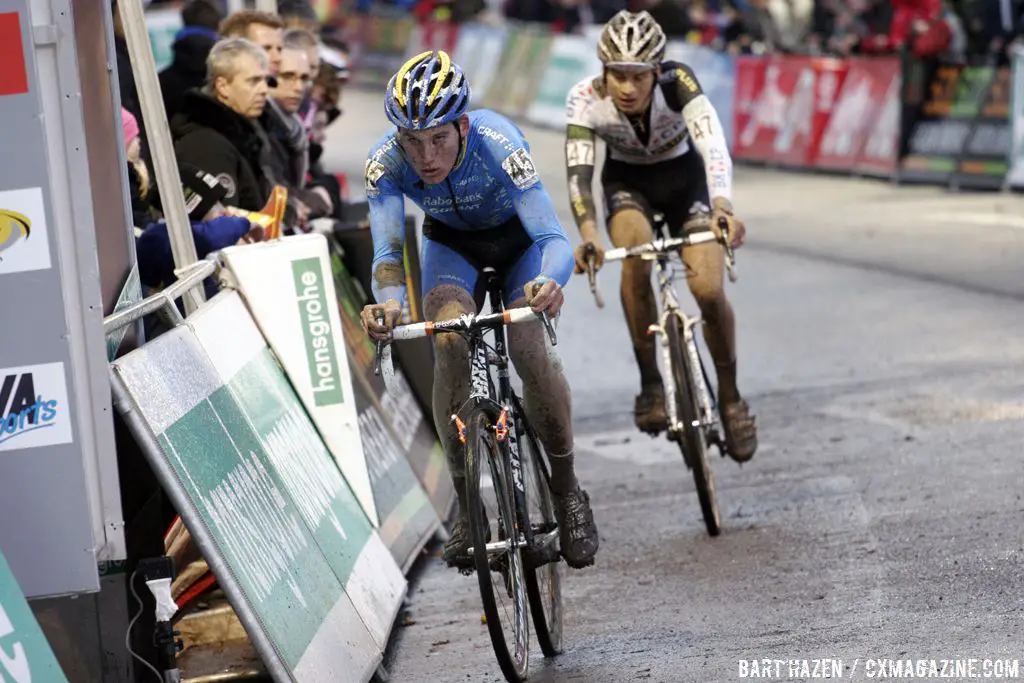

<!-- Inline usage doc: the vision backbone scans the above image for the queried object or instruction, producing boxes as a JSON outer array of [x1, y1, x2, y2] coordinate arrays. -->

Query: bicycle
[[584, 214, 738, 537], [373, 267, 565, 682]]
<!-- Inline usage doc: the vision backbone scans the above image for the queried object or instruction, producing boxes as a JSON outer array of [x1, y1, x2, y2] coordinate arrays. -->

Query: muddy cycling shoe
[[441, 514, 490, 573], [634, 384, 668, 436], [721, 399, 758, 462], [553, 487, 599, 569]]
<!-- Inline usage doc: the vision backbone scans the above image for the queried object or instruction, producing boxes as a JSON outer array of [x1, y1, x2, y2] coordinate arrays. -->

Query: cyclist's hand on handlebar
[[711, 199, 746, 249], [525, 276, 564, 317], [573, 241, 605, 274], [360, 299, 401, 341]]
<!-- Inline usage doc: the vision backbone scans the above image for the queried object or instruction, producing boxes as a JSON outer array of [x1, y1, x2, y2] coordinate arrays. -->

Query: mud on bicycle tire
[[465, 409, 530, 681], [512, 400, 564, 658], [666, 313, 722, 537]]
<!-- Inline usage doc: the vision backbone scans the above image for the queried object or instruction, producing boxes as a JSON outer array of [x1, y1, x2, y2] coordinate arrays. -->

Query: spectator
[[279, 0, 322, 31], [284, 28, 322, 137], [220, 10, 285, 75], [171, 37, 273, 212], [159, 0, 224, 120], [267, 42, 335, 220], [860, 0, 946, 54], [111, 2, 141, 128], [958, 0, 1021, 62], [122, 108, 156, 229], [307, 41, 349, 169], [221, 10, 315, 230], [739, 0, 787, 52]]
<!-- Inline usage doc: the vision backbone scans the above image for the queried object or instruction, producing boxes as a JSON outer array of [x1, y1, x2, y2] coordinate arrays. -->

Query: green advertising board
[[0, 551, 68, 682], [112, 324, 382, 681], [327, 246, 442, 573]]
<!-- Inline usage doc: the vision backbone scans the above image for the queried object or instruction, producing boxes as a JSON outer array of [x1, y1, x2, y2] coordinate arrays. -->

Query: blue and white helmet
[[384, 50, 471, 131]]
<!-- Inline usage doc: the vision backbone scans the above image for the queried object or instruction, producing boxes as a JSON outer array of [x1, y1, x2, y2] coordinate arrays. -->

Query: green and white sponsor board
[[144, 7, 182, 72], [223, 236, 439, 572], [111, 321, 382, 681], [1007, 47, 1024, 189], [452, 24, 509, 108], [188, 292, 406, 648], [525, 34, 598, 128], [0, 550, 68, 682], [482, 25, 553, 116], [222, 235, 379, 527]]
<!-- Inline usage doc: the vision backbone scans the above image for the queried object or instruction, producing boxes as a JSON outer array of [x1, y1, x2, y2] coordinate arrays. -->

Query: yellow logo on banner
[[0, 209, 31, 256]]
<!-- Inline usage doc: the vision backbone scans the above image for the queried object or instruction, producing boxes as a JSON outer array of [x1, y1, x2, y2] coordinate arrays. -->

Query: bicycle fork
[[648, 309, 718, 439]]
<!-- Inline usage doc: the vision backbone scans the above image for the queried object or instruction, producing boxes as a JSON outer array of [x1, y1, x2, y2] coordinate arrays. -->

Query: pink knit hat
[[121, 107, 139, 148]]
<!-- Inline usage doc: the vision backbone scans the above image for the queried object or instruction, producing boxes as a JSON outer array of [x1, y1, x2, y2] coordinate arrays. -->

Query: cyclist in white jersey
[[564, 10, 757, 461]]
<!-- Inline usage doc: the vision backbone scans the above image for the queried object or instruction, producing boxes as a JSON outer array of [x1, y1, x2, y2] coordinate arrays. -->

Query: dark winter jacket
[[171, 90, 272, 211], [158, 27, 218, 121]]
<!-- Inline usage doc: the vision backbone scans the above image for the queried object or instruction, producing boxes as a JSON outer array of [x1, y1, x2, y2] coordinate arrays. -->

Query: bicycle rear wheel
[[513, 399, 563, 657], [465, 408, 530, 681], [666, 314, 721, 537]]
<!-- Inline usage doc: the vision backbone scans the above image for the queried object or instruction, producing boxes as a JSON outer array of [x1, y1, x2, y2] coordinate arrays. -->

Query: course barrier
[[335, 13, 1024, 194], [107, 232, 453, 681]]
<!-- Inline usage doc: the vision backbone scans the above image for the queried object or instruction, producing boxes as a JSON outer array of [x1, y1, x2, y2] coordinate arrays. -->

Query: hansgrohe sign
[[292, 257, 344, 407]]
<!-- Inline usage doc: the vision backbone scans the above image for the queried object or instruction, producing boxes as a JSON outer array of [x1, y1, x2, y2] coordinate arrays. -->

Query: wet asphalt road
[[326, 90, 1024, 682]]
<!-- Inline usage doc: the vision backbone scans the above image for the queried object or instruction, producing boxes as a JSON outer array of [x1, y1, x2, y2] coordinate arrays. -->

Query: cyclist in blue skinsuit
[[360, 50, 600, 570]]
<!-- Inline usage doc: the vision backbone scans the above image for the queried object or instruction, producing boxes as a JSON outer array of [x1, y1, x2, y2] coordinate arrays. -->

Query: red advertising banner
[[732, 57, 768, 160], [814, 57, 900, 171], [772, 57, 850, 167], [411, 21, 460, 56], [0, 13, 28, 97], [854, 59, 903, 176]]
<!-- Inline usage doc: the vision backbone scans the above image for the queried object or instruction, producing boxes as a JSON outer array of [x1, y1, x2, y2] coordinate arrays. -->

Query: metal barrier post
[[117, 0, 204, 314]]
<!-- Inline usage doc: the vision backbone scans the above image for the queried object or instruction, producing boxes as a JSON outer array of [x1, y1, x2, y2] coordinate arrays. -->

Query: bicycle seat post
[[482, 266, 502, 316]]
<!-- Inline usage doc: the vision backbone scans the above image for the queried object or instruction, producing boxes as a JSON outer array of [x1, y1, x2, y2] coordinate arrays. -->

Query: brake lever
[[586, 252, 605, 309], [540, 310, 558, 347], [373, 313, 387, 377], [717, 216, 739, 283]]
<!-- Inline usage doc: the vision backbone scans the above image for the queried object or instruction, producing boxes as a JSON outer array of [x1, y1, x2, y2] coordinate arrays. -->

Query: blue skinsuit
[[365, 109, 574, 309]]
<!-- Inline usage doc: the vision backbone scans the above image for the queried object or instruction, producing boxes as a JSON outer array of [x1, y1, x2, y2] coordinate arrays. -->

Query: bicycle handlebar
[[603, 229, 719, 261], [373, 307, 557, 378]]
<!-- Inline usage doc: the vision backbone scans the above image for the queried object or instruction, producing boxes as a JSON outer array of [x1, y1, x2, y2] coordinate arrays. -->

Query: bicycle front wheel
[[513, 400, 563, 657], [666, 314, 721, 537], [465, 408, 530, 681]]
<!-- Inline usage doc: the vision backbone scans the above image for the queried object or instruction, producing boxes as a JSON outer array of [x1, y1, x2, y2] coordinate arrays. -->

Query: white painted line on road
[[923, 212, 1024, 230]]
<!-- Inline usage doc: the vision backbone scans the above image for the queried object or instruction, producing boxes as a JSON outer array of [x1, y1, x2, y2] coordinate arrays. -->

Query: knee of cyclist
[[611, 210, 653, 246]]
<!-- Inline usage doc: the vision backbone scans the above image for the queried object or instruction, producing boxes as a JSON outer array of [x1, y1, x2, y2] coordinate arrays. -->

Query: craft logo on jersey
[[365, 159, 386, 198], [0, 187, 51, 275], [501, 148, 539, 190], [0, 362, 74, 453]]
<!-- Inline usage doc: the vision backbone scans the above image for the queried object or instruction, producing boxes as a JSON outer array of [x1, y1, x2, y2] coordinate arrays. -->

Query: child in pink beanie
[[121, 107, 149, 199]]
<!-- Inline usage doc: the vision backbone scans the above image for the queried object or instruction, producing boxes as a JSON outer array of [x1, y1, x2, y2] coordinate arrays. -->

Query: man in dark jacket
[[159, 0, 223, 120], [171, 37, 273, 212], [218, 10, 310, 230]]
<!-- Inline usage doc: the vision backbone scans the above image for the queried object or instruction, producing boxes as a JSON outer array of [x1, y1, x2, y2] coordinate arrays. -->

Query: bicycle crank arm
[[467, 538, 517, 562]]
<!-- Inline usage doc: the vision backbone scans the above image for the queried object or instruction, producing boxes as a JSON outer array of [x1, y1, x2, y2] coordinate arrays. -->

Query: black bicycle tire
[[666, 314, 722, 537], [514, 402, 564, 658], [465, 408, 530, 681]]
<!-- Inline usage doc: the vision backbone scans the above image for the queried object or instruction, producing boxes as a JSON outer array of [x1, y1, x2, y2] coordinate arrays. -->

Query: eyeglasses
[[277, 72, 312, 86]]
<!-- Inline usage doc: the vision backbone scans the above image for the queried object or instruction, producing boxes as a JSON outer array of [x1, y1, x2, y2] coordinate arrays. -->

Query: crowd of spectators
[[114, 0, 352, 296], [299, 0, 1022, 64]]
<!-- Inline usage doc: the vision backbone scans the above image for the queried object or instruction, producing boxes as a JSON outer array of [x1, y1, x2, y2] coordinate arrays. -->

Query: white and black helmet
[[598, 10, 667, 68]]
